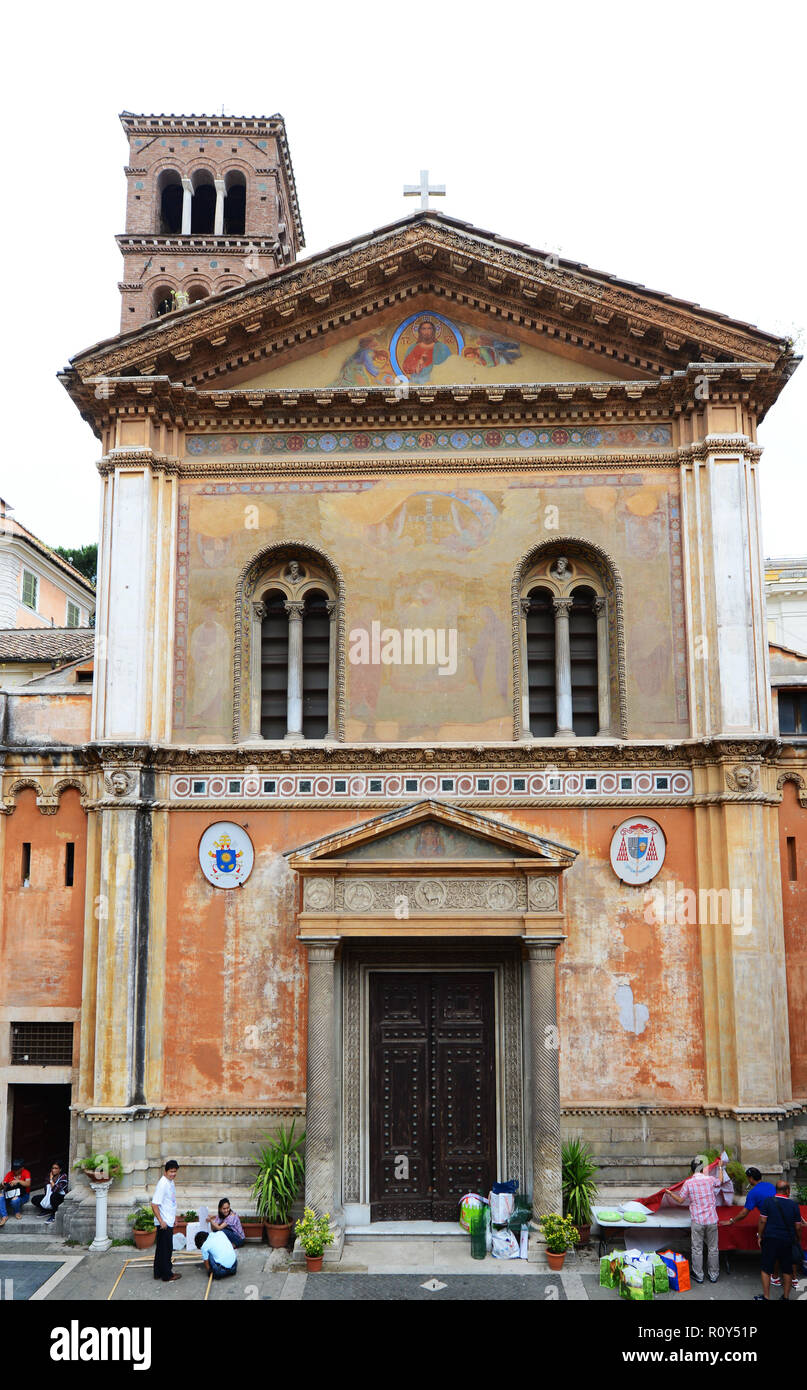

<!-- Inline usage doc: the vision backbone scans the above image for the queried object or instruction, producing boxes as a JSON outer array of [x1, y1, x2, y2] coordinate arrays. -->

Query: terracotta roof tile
[[0, 628, 95, 662]]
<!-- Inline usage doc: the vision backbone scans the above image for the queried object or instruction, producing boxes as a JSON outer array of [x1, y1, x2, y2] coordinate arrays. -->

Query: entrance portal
[[9, 1084, 72, 1189], [369, 972, 496, 1220]]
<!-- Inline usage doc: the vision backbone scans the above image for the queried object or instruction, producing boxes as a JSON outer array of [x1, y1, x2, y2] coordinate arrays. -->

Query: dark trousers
[[208, 1252, 237, 1279], [223, 1227, 245, 1249], [32, 1192, 65, 1215], [154, 1225, 174, 1281]]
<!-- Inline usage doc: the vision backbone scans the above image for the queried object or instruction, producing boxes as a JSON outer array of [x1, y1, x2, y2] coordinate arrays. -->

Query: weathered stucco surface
[[176, 468, 687, 743], [1, 788, 86, 1007]]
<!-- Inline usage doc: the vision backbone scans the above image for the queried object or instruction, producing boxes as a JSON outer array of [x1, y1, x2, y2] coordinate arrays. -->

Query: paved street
[[0, 1233, 799, 1302]]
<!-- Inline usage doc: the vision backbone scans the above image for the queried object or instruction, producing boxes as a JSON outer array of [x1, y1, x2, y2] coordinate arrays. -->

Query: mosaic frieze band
[[186, 424, 673, 459], [169, 768, 693, 799]]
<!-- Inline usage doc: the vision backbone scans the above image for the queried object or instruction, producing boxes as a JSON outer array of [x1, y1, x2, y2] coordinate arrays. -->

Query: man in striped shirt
[[665, 1157, 725, 1283]]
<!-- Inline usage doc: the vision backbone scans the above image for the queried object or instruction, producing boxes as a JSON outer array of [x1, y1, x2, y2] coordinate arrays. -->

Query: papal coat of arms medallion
[[199, 822, 255, 888], [609, 817, 666, 885]]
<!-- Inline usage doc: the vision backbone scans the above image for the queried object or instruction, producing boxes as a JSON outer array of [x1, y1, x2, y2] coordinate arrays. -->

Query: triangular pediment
[[286, 799, 577, 867], [228, 304, 624, 390], [65, 212, 797, 417]]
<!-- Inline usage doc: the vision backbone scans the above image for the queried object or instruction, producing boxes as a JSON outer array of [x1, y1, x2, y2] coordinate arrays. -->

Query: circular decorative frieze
[[414, 880, 447, 910], [198, 822, 255, 889], [609, 817, 666, 885], [486, 880, 517, 911], [528, 877, 558, 910], [344, 880, 374, 912], [304, 879, 334, 911]]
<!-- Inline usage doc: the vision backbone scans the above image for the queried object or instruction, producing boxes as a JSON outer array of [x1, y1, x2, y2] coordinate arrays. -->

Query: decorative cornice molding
[[72, 218, 792, 395]]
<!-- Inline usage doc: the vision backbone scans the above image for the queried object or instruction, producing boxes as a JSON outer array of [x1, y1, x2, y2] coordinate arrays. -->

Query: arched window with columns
[[514, 543, 626, 739], [236, 546, 344, 743]]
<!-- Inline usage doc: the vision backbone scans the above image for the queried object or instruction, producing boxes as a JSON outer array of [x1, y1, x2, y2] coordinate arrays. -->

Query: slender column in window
[[214, 178, 226, 235], [552, 596, 574, 735], [181, 177, 193, 234], [248, 601, 265, 738], [519, 597, 532, 738], [284, 600, 305, 740], [594, 596, 611, 735], [326, 600, 337, 741]]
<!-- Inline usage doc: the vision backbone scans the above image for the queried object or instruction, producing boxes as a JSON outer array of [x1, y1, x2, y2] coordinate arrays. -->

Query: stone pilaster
[[303, 937, 344, 1255], [525, 937, 564, 1220]]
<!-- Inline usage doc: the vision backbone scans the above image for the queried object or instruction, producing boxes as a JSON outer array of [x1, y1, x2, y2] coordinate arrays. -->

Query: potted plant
[[127, 1205, 156, 1249], [175, 1209, 198, 1235], [241, 1214, 265, 1241], [562, 1136, 599, 1246], [250, 1121, 305, 1248], [295, 1206, 335, 1271], [538, 1213, 578, 1271], [73, 1151, 124, 1184]]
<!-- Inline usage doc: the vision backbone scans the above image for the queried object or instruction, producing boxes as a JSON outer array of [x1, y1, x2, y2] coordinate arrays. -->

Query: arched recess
[[512, 537, 627, 739], [1, 777, 45, 814], [223, 170, 247, 235], [234, 541, 345, 743], [191, 169, 216, 234], [152, 283, 177, 318], [185, 280, 211, 305], [156, 169, 183, 234]]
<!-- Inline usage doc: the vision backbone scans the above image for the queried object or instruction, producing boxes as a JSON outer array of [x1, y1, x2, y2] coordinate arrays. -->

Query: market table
[[593, 1202, 807, 1272]]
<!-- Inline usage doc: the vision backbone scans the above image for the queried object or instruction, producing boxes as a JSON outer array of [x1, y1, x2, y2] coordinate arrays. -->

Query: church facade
[[2, 112, 805, 1240]]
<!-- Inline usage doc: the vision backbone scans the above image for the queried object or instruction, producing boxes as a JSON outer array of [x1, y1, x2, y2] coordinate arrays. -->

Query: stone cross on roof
[[403, 169, 446, 211]]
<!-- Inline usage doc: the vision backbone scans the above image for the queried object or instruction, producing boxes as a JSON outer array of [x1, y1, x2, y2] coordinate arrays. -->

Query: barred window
[[11, 1021, 74, 1066]]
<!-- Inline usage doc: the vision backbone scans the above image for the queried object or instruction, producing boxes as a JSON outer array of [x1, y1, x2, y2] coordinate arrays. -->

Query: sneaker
[[46, 1214, 55, 1224], [692, 1274, 704, 1284], [753, 1294, 768, 1301], [708, 1275, 719, 1283]]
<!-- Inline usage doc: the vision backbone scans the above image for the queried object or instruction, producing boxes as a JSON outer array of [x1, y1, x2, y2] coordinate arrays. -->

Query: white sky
[[4, 0, 805, 555]]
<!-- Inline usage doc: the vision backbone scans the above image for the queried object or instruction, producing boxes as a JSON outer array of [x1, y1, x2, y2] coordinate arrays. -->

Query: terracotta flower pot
[[242, 1220, 264, 1241], [133, 1228, 156, 1249], [305, 1254, 324, 1272], [266, 1223, 292, 1248], [546, 1249, 566, 1271], [576, 1224, 591, 1247], [174, 1221, 187, 1235]]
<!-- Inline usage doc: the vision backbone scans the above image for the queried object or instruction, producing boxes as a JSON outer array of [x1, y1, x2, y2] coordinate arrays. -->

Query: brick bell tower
[[117, 111, 304, 330]]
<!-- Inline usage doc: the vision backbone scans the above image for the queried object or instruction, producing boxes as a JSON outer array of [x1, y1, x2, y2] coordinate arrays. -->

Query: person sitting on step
[[208, 1198, 245, 1248], [32, 1162, 69, 1224], [0, 1159, 32, 1226]]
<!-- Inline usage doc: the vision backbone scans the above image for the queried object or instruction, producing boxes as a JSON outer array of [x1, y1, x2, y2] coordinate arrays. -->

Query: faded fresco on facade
[[237, 307, 623, 389], [174, 465, 688, 743]]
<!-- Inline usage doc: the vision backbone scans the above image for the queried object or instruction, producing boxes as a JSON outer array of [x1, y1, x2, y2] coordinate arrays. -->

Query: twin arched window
[[247, 555, 337, 742], [519, 552, 614, 738]]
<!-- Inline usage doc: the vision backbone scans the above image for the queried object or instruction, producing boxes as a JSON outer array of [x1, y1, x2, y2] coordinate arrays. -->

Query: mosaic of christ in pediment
[[336, 311, 520, 386]]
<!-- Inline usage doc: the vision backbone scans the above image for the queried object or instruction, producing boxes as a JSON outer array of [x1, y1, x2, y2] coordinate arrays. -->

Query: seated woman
[[32, 1162, 69, 1224], [208, 1198, 245, 1248]]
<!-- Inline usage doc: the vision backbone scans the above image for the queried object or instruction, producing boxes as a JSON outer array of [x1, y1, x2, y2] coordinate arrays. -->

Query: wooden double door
[[369, 972, 497, 1220]]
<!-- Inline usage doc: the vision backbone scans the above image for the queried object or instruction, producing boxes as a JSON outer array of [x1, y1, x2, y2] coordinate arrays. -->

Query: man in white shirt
[[151, 1160, 181, 1283], [195, 1228, 238, 1279]]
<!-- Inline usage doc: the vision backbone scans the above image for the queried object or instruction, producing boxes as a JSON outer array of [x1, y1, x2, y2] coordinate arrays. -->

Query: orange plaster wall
[[778, 781, 807, 1097], [1, 789, 86, 1007], [163, 807, 373, 1104], [163, 804, 705, 1108], [514, 806, 705, 1105]]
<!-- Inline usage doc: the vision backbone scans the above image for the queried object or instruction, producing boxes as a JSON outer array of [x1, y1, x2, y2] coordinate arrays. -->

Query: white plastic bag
[[491, 1227, 520, 1259], [489, 1190, 515, 1224]]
